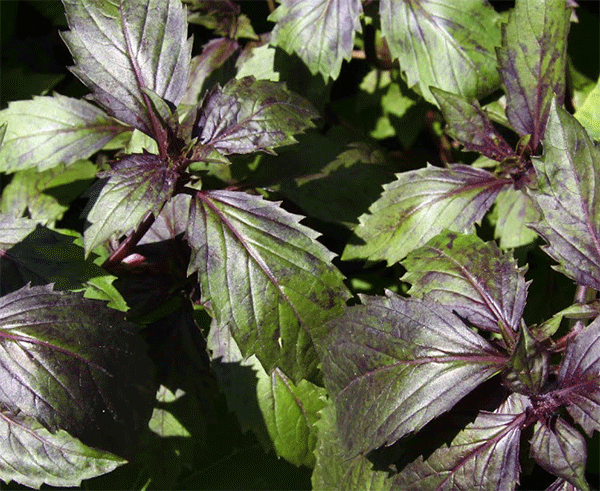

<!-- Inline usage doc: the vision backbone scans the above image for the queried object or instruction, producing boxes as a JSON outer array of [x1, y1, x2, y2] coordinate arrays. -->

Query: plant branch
[[102, 211, 157, 271]]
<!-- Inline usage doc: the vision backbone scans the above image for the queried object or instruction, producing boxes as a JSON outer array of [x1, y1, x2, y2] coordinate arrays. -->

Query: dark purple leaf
[[343, 164, 510, 265], [530, 419, 589, 491], [84, 154, 178, 254], [393, 393, 528, 491], [402, 231, 528, 333], [0, 285, 155, 455], [269, 0, 363, 81], [321, 292, 505, 455], [496, 0, 571, 150], [61, 0, 191, 136], [557, 317, 600, 437], [530, 102, 600, 290], [431, 88, 516, 162], [185, 190, 350, 382], [196, 76, 318, 155]]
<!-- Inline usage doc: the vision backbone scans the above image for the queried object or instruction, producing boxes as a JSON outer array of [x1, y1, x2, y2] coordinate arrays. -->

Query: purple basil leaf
[[402, 231, 528, 333], [557, 317, 600, 437], [496, 0, 571, 150], [196, 76, 318, 155], [0, 284, 155, 455], [380, 0, 502, 104], [545, 478, 584, 491], [393, 393, 528, 491], [139, 193, 191, 245], [185, 190, 350, 383], [268, 0, 362, 81], [61, 0, 192, 136], [181, 37, 240, 106], [0, 94, 129, 173], [0, 409, 125, 488], [321, 292, 505, 455], [530, 419, 589, 491], [431, 88, 516, 162], [503, 324, 550, 395], [491, 188, 541, 250], [84, 154, 177, 255], [530, 101, 600, 290], [342, 164, 510, 264]]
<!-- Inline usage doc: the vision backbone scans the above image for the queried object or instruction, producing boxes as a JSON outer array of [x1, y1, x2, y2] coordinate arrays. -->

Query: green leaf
[[269, 0, 363, 81], [380, 0, 502, 104], [149, 386, 191, 438], [431, 88, 515, 162], [530, 419, 589, 491], [61, 0, 192, 135], [186, 190, 350, 382], [530, 101, 600, 290], [496, 0, 571, 150], [0, 94, 128, 173], [0, 409, 125, 489], [503, 324, 549, 395], [196, 76, 318, 155], [402, 231, 529, 333], [393, 393, 527, 491], [236, 44, 279, 82], [343, 165, 509, 264], [490, 187, 540, 249], [0, 159, 97, 223], [0, 285, 155, 455], [84, 154, 178, 255], [574, 75, 600, 141], [321, 292, 505, 455]]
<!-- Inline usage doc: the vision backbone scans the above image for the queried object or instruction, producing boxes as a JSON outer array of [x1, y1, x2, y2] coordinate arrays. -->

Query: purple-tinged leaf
[[503, 324, 549, 395], [557, 317, 600, 437], [181, 38, 240, 106], [491, 188, 540, 249], [84, 154, 177, 255], [269, 0, 363, 81], [186, 1, 257, 40], [545, 478, 584, 491], [0, 409, 125, 489], [393, 393, 528, 491], [196, 76, 318, 155], [402, 231, 528, 333], [530, 101, 600, 290], [0, 94, 128, 173], [432, 88, 516, 162], [61, 0, 192, 136], [380, 0, 502, 104], [140, 193, 191, 245], [342, 165, 510, 264], [321, 292, 505, 455], [0, 285, 155, 455], [530, 419, 589, 491], [496, 0, 571, 150], [186, 190, 350, 382]]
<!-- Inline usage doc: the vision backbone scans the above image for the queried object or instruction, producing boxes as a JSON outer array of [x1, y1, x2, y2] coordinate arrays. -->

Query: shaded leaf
[[380, 0, 502, 104], [61, 0, 191, 135], [84, 154, 178, 254], [0, 285, 155, 454], [343, 164, 509, 264], [557, 317, 600, 437], [530, 101, 600, 290], [432, 88, 515, 162], [503, 324, 549, 395], [269, 0, 363, 81], [496, 0, 571, 150], [574, 75, 600, 141], [530, 419, 589, 491], [186, 190, 350, 382], [393, 393, 527, 491], [490, 187, 540, 249], [321, 292, 505, 455], [196, 76, 318, 155], [402, 231, 529, 333], [0, 409, 125, 489], [0, 94, 127, 173]]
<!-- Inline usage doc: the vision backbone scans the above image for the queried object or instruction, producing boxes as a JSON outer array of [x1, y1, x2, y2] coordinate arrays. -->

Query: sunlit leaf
[[269, 0, 363, 81], [490, 187, 540, 249], [61, 0, 191, 135], [321, 292, 505, 455], [574, 75, 600, 141], [0, 94, 127, 173]]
